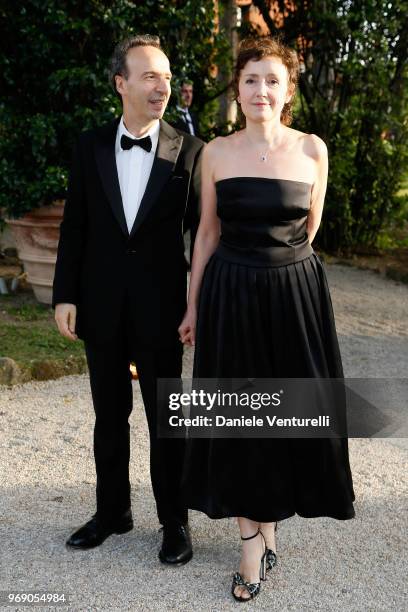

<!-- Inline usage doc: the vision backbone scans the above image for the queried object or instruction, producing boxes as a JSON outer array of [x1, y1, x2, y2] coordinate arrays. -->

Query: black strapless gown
[[181, 177, 355, 522]]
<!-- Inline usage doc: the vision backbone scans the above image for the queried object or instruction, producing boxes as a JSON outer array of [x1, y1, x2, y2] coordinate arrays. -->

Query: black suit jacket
[[52, 118, 204, 349]]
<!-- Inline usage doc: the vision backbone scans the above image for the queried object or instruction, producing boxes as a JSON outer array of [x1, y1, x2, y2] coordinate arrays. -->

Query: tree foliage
[[0, 0, 228, 219], [1, 0, 407, 251], [247, 0, 408, 250]]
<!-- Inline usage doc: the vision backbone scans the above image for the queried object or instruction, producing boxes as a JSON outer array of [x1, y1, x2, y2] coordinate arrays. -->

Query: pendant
[[261, 154, 267, 162]]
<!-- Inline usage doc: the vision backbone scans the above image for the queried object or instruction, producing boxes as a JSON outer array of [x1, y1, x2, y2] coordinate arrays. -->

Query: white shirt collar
[[116, 116, 160, 154], [177, 105, 191, 115]]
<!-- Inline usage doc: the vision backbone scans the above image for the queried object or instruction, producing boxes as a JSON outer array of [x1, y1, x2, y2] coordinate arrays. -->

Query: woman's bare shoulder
[[303, 132, 328, 160], [287, 127, 327, 154], [205, 131, 243, 157]]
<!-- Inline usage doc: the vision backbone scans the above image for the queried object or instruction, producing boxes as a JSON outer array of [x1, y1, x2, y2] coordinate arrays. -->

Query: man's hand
[[55, 303, 78, 341]]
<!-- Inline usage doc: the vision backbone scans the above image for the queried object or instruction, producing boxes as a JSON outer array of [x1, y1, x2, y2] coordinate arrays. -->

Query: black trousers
[[83, 299, 187, 527]]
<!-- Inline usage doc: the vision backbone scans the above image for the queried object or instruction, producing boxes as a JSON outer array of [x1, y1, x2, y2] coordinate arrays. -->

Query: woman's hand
[[178, 309, 197, 346]]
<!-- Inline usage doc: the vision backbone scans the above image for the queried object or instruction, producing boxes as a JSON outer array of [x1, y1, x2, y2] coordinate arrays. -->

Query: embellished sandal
[[265, 521, 278, 572], [231, 528, 267, 602]]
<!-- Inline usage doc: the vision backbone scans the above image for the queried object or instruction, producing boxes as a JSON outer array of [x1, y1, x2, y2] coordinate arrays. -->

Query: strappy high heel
[[264, 521, 278, 573], [231, 528, 267, 602]]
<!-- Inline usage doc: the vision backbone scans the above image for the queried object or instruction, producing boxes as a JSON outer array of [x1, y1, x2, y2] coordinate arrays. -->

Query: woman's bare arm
[[306, 135, 328, 244], [186, 140, 221, 311], [178, 140, 221, 345]]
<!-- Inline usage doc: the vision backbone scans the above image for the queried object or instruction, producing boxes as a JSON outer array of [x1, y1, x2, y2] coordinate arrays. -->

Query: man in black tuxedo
[[53, 34, 203, 564]]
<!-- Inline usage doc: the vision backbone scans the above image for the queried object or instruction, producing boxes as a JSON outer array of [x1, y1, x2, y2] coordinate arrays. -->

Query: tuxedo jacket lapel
[[129, 120, 183, 239], [94, 118, 183, 240], [94, 117, 129, 237]]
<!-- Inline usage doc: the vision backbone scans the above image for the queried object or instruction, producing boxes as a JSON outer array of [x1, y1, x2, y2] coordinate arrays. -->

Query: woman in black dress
[[178, 36, 355, 602]]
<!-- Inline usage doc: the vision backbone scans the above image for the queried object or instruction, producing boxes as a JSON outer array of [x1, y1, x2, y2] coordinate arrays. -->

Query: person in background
[[173, 79, 200, 138]]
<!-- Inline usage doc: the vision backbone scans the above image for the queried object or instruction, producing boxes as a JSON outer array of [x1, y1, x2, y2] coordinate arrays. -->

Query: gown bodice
[[214, 177, 314, 266]]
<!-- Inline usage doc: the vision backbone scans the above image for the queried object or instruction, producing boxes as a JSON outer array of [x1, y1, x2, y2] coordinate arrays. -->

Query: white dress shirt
[[177, 105, 195, 135], [115, 116, 160, 233]]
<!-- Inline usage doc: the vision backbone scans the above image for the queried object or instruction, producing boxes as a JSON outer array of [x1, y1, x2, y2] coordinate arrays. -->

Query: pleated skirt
[[181, 252, 356, 521]]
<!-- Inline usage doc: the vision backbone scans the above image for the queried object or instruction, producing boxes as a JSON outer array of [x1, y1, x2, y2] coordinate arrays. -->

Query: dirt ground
[[0, 261, 407, 611]]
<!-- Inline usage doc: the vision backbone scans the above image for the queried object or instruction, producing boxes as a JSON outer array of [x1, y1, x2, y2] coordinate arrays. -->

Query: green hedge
[[1, 0, 407, 251]]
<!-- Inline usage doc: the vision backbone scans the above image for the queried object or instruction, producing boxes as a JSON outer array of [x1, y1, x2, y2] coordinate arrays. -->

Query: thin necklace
[[246, 134, 282, 163], [259, 139, 284, 162]]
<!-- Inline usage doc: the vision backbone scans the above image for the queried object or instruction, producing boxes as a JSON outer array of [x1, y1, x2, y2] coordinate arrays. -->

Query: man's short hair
[[109, 34, 163, 97]]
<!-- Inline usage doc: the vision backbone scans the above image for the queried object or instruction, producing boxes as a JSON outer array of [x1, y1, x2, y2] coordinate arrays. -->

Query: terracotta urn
[[6, 200, 65, 304]]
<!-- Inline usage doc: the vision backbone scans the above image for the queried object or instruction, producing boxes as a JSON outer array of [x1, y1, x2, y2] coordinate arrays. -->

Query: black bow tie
[[121, 134, 152, 152]]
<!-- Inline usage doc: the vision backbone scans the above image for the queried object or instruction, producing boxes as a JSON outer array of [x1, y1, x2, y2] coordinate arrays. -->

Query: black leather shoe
[[158, 523, 193, 565], [66, 509, 133, 550]]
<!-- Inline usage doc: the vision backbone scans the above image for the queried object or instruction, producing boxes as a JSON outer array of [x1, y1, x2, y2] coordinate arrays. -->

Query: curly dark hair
[[232, 35, 300, 126]]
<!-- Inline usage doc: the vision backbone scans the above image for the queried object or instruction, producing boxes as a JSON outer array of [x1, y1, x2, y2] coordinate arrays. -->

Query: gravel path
[[1, 263, 407, 611]]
